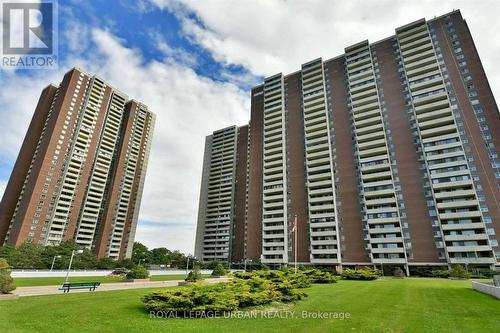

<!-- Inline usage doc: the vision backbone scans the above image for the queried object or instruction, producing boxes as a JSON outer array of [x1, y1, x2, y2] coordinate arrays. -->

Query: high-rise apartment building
[[195, 10, 500, 272], [0, 68, 155, 259]]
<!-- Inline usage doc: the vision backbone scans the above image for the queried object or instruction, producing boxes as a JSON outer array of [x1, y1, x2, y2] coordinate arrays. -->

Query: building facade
[[195, 11, 500, 272], [0, 68, 155, 259]]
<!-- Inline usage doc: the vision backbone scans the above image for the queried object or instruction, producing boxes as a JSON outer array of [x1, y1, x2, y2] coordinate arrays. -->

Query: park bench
[[59, 282, 101, 293]]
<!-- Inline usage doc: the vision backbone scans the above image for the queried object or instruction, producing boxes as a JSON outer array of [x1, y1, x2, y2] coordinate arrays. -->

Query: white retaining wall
[[11, 269, 216, 278], [472, 281, 500, 299]]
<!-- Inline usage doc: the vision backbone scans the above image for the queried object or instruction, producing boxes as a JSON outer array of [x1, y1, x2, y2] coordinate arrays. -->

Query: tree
[[97, 257, 116, 269], [115, 258, 136, 269], [0, 258, 15, 294], [131, 242, 152, 264], [71, 248, 98, 269], [150, 247, 170, 265], [450, 265, 469, 279], [0, 245, 15, 265], [8, 242, 45, 268]]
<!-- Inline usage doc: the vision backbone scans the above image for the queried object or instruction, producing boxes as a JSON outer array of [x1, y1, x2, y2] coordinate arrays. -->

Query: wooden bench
[[59, 282, 101, 293]]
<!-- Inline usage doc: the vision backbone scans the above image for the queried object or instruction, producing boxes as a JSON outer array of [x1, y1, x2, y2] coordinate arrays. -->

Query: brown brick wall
[[374, 39, 442, 263], [325, 58, 370, 263], [231, 125, 248, 262], [246, 86, 264, 260], [284, 73, 310, 262], [0, 84, 57, 243], [433, 12, 500, 254]]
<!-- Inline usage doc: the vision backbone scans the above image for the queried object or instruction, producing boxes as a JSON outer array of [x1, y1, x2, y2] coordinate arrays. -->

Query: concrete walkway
[[12, 277, 229, 297]]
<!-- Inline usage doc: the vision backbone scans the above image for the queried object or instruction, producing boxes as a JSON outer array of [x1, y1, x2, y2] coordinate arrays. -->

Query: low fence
[[11, 269, 216, 278]]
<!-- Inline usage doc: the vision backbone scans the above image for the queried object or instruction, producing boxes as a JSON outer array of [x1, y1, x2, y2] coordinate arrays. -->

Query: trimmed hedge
[[393, 267, 405, 278], [211, 263, 227, 277], [185, 265, 203, 282], [143, 268, 337, 316], [126, 265, 149, 279], [143, 275, 306, 316], [341, 268, 381, 280]]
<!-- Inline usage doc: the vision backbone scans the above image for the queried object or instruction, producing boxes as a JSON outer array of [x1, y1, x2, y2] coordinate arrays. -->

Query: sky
[[0, 0, 499, 254]]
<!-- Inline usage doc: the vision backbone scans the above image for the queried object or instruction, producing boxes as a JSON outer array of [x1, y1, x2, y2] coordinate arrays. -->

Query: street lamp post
[[138, 258, 145, 266], [185, 256, 196, 278], [185, 256, 190, 278], [65, 249, 84, 283], [50, 255, 62, 272]]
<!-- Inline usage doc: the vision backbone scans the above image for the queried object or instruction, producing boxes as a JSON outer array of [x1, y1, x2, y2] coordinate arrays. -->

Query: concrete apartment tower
[[0, 68, 155, 259], [195, 10, 500, 272]]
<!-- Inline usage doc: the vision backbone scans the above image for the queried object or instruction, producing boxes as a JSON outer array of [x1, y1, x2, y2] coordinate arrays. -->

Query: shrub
[[0, 258, 15, 294], [144, 269, 314, 317], [304, 269, 338, 284], [143, 278, 303, 316], [449, 265, 469, 279], [341, 268, 381, 281], [393, 267, 405, 278], [126, 265, 149, 279], [211, 263, 228, 277], [185, 265, 203, 282], [431, 269, 450, 278]]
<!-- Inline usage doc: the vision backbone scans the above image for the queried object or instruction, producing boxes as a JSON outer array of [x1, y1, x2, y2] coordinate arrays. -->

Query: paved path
[[12, 277, 229, 297]]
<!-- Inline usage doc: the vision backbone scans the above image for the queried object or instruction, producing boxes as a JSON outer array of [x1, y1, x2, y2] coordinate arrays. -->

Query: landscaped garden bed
[[142, 268, 337, 317]]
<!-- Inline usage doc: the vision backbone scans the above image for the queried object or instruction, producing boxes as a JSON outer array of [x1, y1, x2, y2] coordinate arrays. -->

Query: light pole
[[185, 256, 196, 278], [65, 249, 84, 283], [185, 256, 190, 278], [50, 255, 62, 272], [138, 258, 145, 266]]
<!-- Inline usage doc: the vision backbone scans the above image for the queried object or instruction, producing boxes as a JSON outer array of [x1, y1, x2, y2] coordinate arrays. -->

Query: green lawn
[[1, 278, 498, 333], [13, 274, 211, 287]]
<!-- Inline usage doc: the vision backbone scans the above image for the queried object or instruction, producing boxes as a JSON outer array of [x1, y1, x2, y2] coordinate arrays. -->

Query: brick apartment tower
[[0, 68, 156, 259], [195, 10, 500, 272]]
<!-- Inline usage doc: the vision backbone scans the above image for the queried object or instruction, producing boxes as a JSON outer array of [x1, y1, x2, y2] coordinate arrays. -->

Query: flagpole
[[294, 214, 298, 274]]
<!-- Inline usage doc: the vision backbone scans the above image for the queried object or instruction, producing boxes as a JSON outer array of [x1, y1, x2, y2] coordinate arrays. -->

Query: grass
[[13, 274, 211, 287], [1, 278, 498, 332]]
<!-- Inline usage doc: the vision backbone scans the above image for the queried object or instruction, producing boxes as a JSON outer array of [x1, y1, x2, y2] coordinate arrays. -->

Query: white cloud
[[0, 26, 249, 254], [134, 223, 196, 254], [151, 0, 500, 101], [0, 180, 6, 200]]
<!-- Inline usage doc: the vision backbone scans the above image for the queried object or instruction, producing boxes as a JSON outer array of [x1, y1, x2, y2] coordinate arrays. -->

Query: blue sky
[[0, 0, 499, 254]]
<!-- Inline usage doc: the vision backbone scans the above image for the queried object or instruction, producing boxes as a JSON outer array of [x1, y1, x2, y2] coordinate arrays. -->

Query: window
[[480, 125, 489, 131], [473, 107, 483, 114], [471, 99, 480, 105], [490, 240, 498, 247], [487, 228, 496, 236], [468, 91, 477, 97]]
